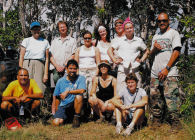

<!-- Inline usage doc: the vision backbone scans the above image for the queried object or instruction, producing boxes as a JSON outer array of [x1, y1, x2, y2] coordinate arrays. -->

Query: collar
[[124, 35, 137, 42], [57, 35, 71, 41]]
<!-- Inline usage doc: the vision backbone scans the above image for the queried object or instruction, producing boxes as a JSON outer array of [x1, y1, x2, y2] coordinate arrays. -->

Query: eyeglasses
[[157, 19, 168, 23], [84, 37, 92, 40]]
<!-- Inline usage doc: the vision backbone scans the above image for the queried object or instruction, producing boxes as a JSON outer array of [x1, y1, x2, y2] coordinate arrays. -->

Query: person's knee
[[52, 118, 63, 126], [32, 100, 41, 108], [1, 101, 11, 111], [88, 97, 97, 106], [75, 95, 83, 104]]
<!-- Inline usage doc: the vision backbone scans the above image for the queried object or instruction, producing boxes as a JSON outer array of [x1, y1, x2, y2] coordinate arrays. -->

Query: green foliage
[[0, 8, 22, 49], [180, 84, 195, 121], [177, 54, 195, 88], [179, 16, 195, 38]]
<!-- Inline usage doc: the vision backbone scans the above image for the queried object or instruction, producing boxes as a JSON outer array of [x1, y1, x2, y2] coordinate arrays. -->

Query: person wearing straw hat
[[88, 60, 117, 123]]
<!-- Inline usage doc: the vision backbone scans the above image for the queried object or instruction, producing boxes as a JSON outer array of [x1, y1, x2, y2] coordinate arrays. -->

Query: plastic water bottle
[[19, 105, 24, 116]]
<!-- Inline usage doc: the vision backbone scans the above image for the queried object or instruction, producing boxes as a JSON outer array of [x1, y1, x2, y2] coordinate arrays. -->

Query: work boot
[[72, 115, 80, 128]]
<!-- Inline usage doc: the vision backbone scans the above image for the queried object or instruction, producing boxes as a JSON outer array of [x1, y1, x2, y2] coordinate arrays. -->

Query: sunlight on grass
[[0, 118, 194, 140]]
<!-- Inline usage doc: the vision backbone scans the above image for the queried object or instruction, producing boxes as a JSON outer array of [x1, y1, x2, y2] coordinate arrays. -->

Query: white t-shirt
[[119, 87, 147, 112], [79, 45, 97, 69], [96, 41, 112, 63], [21, 37, 50, 61], [111, 35, 147, 72], [50, 36, 77, 70], [151, 28, 182, 78]]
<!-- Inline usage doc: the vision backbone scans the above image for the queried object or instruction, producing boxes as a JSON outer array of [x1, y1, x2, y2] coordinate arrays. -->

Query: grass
[[0, 117, 194, 140]]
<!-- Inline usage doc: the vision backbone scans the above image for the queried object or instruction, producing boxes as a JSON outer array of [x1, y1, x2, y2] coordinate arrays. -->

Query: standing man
[[108, 18, 149, 91], [52, 59, 86, 128], [149, 12, 182, 126], [19, 21, 50, 94], [50, 21, 77, 85], [1, 68, 43, 118]]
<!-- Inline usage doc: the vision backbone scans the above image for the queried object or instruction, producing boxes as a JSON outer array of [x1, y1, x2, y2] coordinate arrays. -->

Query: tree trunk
[[19, 0, 27, 37], [76, 12, 81, 47], [1, 0, 13, 28]]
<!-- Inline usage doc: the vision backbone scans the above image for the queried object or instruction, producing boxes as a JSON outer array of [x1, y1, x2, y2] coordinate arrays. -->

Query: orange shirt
[[2, 79, 42, 97]]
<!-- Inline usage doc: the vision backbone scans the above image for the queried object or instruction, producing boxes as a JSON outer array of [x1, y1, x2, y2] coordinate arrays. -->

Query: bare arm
[[107, 47, 116, 62], [52, 95, 56, 114], [50, 54, 64, 72], [107, 47, 123, 64], [43, 49, 49, 83], [112, 77, 117, 97], [158, 50, 180, 80], [26, 93, 43, 99], [89, 77, 98, 97], [140, 48, 150, 63], [95, 47, 101, 64], [127, 96, 148, 109], [19, 46, 26, 68], [74, 48, 80, 63], [109, 95, 123, 109]]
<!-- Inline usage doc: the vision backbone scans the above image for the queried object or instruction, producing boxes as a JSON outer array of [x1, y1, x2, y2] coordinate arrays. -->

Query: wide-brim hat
[[98, 60, 111, 69], [30, 21, 41, 30]]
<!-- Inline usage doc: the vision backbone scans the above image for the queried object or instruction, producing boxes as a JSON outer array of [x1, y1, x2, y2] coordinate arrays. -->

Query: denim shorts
[[53, 102, 73, 120]]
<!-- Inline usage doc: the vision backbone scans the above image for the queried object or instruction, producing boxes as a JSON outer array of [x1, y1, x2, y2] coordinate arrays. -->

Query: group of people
[[0, 11, 182, 136]]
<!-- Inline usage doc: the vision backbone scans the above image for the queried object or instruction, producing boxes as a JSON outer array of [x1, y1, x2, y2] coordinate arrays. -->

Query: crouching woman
[[88, 60, 117, 122]]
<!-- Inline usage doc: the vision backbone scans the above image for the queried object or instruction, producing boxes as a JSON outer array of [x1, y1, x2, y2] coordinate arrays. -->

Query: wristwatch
[[166, 65, 171, 71]]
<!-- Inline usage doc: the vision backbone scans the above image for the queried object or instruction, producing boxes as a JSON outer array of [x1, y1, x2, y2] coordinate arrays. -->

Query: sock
[[128, 122, 135, 128], [74, 113, 80, 117], [117, 122, 122, 126]]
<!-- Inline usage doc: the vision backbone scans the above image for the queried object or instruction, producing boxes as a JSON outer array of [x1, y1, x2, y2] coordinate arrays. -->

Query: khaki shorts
[[23, 60, 46, 93]]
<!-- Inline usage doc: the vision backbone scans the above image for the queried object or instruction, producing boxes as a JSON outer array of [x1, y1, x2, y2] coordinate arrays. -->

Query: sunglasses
[[84, 37, 92, 40], [157, 19, 168, 23]]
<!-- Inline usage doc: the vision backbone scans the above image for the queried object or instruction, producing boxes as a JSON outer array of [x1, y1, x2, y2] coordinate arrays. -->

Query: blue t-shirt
[[53, 75, 86, 106]]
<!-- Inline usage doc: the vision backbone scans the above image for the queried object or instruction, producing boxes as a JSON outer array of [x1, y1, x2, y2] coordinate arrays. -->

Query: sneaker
[[72, 115, 80, 128], [115, 125, 122, 134], [95, 116, 105, 123], [5, 117, 22, 130], [123, 126, 134, 136]]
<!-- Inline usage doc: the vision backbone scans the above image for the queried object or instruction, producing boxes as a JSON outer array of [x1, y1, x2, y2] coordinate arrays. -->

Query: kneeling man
[[1, 68, 43, 118], [52, 59, 86, 128], [111, 73, 148, 136]]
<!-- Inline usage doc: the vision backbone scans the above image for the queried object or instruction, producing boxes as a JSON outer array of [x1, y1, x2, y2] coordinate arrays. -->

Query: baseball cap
[[30, 21, 41, 30]]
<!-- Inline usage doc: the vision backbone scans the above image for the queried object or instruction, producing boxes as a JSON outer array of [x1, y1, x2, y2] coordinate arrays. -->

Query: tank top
[[79, 45, 96, 69], [96, 77, 114, 101], [96, 41, 111, 63]]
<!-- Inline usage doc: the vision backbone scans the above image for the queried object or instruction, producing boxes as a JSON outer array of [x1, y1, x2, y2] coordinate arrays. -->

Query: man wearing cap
[[19, 21, 50, 94], [50, 21, 77, 87], [149, 12, 182, 126], [108, 17, 149, 92]]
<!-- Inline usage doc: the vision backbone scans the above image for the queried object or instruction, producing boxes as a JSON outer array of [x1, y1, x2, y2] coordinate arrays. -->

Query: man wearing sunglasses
[[149, 12, 182, 127]]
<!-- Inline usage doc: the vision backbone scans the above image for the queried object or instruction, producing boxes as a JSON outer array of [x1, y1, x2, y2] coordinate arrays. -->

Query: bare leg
[[74, 95, 83, 114], [1, 101, 13, 112], [52, 118, 64, 126]]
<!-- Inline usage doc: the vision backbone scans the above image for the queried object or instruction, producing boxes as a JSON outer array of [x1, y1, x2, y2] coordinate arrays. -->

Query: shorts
[[53, 102, 74, 120]]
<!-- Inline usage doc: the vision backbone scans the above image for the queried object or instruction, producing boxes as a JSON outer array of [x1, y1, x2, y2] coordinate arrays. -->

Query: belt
[[24, 59, 44, 67]]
